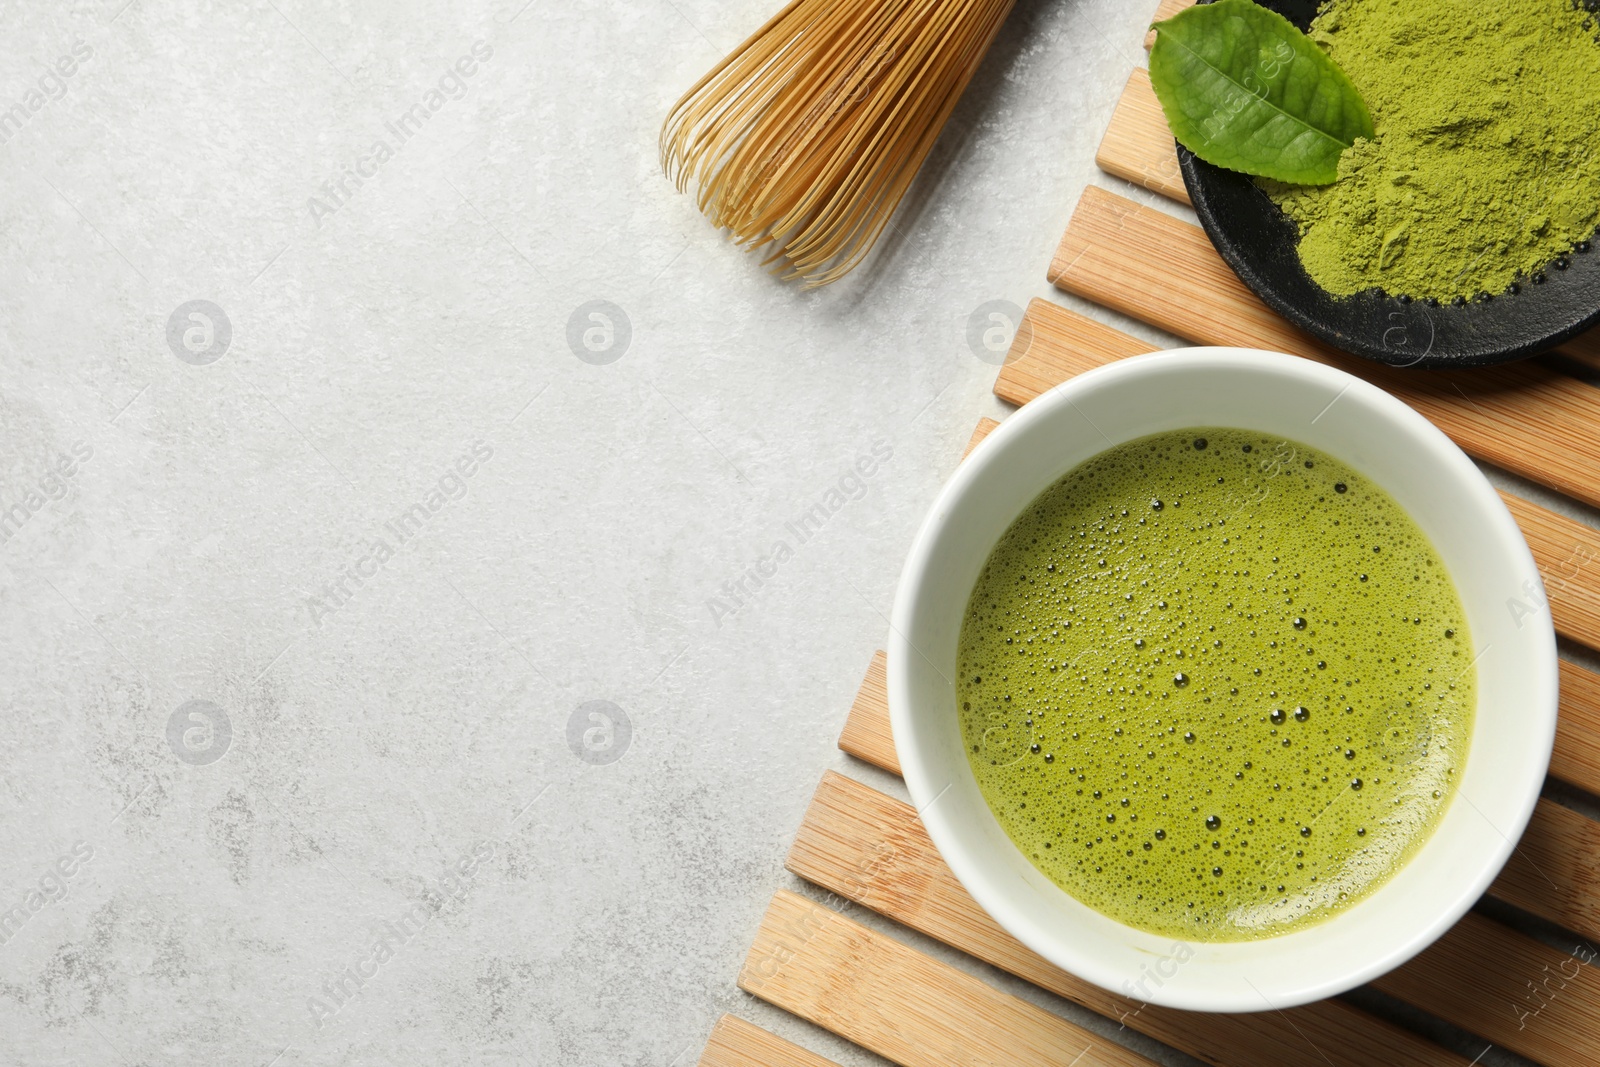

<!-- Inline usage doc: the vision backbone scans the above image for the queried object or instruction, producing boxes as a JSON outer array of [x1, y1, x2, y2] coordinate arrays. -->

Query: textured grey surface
[[6, 2, 1591, 1066], [0, 2, 1176, 1064]]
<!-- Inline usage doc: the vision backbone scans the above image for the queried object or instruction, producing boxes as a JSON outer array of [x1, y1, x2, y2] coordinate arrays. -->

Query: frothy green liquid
[[957, 429, 1473, 941]]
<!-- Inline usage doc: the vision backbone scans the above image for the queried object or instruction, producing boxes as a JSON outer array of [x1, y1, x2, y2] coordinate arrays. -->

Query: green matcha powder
[[1266, 0, 1600, 301]]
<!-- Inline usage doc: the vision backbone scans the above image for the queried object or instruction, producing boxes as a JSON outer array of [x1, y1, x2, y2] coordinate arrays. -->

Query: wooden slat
[[1142, 0, 1195, 48], [740, 890, 1162, 1067], [839, 679, 900, 774], [1096, 69, 1188, 204], [1493, 799, 1600, 948], [1555, 660, 1600, 794], [838, 651, 895, 774], [999, 297, 1600, 657], [837, 643, 1600, 948], [961, 418, 997, 459], [1501, 495, 1600, 652], [699, 1015, 841, 1067], [792, 771, 1476, 1067], [996, 299, 1157, 404], [1049, 186, 1600, 510]]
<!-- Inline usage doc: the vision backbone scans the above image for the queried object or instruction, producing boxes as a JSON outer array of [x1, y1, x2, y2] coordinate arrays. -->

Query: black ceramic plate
[[1177, 0, 1600, 368]]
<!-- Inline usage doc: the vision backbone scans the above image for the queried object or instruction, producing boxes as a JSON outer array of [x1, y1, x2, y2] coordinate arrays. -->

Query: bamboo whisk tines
[[661, 0, 1016, 287]]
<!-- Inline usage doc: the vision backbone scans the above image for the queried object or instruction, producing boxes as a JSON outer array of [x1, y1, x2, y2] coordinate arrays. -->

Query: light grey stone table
[[2, 2, 1590, 1065]]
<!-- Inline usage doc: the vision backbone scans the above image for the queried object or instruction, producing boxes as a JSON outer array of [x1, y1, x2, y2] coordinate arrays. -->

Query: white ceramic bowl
[[889, 347, 1557, 1012]]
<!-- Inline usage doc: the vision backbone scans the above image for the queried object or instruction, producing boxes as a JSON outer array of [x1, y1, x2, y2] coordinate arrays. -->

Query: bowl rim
[[888, 346, 1558, 1012]]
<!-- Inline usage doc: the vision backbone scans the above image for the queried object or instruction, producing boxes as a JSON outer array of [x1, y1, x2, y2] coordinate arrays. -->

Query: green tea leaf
[[1148, 0, 1373, 185]]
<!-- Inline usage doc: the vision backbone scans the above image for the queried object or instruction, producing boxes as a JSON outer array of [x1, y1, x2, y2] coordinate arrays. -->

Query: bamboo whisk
[[661, 0, 1017, 287]]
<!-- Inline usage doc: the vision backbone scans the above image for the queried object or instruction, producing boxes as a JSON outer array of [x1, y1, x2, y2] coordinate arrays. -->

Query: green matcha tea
[[957, 429, 1473, 941]]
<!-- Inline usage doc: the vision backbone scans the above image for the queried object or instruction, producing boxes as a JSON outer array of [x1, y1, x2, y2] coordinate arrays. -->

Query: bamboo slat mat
[[696, 3, 1600, 1064]]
